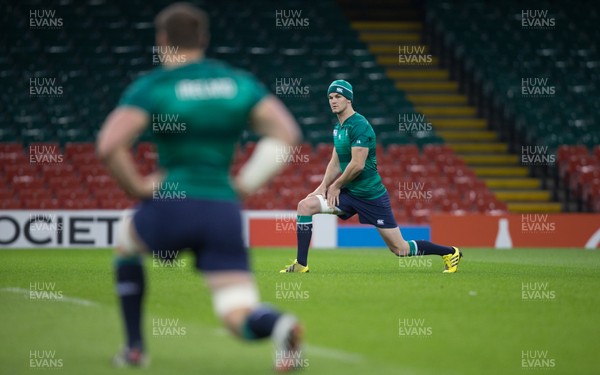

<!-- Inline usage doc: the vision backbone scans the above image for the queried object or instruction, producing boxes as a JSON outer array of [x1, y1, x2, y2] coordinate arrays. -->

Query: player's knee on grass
[[212, 283, 259, 338]]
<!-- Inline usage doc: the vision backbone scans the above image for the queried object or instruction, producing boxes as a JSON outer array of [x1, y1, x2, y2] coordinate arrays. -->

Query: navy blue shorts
[[336, 189, 398, 229], [132, 198, 248, 272]]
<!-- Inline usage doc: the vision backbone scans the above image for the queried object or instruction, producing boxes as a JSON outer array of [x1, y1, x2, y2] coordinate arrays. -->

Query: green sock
[[408, 240, 419, 256]]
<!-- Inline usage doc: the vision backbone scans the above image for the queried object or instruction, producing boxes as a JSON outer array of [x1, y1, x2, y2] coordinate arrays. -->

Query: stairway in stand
[[338, 0, 561, 213]]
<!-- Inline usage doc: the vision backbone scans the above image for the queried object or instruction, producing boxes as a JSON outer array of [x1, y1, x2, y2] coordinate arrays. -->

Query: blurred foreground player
[[97, 3, 304, 371], [280, 80, 462, 273]]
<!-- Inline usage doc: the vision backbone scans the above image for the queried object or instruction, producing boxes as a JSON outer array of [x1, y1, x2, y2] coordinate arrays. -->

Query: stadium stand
[[422, 0, 599, 212], [5, 0, 596, 219]]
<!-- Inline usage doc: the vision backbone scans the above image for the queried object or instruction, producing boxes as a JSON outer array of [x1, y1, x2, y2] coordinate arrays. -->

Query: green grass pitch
[[1, 248, 599, 375]]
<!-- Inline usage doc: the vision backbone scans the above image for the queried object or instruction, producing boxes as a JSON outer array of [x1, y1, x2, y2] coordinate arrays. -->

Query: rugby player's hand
[[233, 176, 250, 200], [307, 185, 326, 199], [140, 171, 165, 199], [326, 184, 341, 207]]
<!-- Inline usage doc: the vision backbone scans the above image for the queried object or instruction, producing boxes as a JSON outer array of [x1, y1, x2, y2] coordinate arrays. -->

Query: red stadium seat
[[41, 164, 75, 179], [71, 153, 100, 167], [78, 164, 109, 179], [411, 209, 431, 224], [99, 197, 136, 209], [64, 142, 96, 157], [4, 165, 39, 181], [0, 143, 23, 153], [0, 189, 14, 201], [315, 143, 333, 158], [55, 188, 91, 201], [23, 198, 61, 209], [17, 187, 53, 201], [450, 208, 469, 216], [387, 144, 418, 158], [440, 198, 460, 212], [137, 161, 158, 176], [557, 145, 588, 164], [62, 198, 99, 209], [87, 174, 116, 185], [0, 151, 28, 166], [137, 142, 158, 164], [48, 176, 83, 192], [594, 146, 600, 163], [12, 175, 45, 190], [0, 199, 22, 209], [244, 142, 257, 155]]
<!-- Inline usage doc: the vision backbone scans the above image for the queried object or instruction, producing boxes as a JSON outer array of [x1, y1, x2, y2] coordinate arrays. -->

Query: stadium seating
[[0, 141, 507, 223], [424, 0, 599, 212], [556, 145, 600, 212], [10, 0, 591, 218]]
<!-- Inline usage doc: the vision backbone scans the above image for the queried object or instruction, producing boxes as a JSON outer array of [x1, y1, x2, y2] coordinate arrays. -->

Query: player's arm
[[97, 107, 161, 198], [308, 148, 340, 197], [235, 95, 302, 197], [326, 146, 368, 206]]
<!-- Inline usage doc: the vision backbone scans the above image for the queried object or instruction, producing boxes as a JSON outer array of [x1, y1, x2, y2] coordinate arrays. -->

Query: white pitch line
[[1, 287, 364, 364], [0, 287, 98, 307], [213, 328, 364, 363], [305, 344, 365, 363]]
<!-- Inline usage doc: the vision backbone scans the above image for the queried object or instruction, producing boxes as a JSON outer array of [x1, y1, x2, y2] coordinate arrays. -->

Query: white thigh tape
[[213, 283, 259, 317], [116, 216, 137, 255], [315, 194, 343, 214]]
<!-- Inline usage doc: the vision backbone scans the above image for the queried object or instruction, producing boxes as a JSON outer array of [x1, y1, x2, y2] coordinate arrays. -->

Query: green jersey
[[118, 59, 267, 201], [332, 112, 386, 200]]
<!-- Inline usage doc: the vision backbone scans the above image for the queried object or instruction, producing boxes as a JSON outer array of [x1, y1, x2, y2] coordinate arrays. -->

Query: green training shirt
[[332, 112, 387, 200], [118, 58, 267, 201]]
